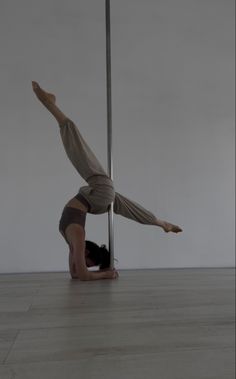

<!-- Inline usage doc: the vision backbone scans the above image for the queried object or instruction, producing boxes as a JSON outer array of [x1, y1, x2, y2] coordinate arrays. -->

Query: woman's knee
[[94, 186, 115, 213]]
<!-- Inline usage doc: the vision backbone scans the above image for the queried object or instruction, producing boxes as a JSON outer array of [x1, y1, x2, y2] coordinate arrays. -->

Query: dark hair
[[85, 240, 110, 269]]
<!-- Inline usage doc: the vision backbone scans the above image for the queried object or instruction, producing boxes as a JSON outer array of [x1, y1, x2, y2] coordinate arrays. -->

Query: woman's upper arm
[[65, 224, 90, 280]]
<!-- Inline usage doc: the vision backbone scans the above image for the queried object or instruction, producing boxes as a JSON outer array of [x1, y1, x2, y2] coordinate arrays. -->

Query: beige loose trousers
[[59, 119, 158, 225]]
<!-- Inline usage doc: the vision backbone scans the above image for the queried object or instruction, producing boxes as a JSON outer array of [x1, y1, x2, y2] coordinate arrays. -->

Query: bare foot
[[32, 81, 56, 105], [162, 221, 182, 234]]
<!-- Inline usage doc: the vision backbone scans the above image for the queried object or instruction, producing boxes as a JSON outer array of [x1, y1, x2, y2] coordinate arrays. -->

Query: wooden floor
[[0, 268, 234, 379]]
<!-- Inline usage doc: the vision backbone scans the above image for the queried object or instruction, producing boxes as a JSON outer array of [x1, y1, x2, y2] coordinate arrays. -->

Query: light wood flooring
[[0, 268, 235, 379]]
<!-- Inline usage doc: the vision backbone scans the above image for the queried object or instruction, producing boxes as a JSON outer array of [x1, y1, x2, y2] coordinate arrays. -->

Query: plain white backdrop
[[0, 0, 234, 273]]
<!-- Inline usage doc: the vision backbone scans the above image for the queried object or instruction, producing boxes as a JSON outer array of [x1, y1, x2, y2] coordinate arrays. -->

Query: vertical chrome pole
[[105, 0, 114, 268]]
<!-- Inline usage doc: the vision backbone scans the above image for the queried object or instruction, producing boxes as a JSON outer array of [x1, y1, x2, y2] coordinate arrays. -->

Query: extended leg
[[32, 81, 108, 181], [114, 192, 182, 233], [32, 81, 67, 125]]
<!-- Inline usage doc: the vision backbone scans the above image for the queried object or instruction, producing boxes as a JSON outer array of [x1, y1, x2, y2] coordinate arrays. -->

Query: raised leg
[[114, 192, 182, 233], [32, 81, 67, 125], [59, 118, 108, 181], [32, 81, 108, 182]]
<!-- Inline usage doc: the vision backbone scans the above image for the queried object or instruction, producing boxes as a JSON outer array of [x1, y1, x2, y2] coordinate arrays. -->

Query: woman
[[32, 81, 182, 281]]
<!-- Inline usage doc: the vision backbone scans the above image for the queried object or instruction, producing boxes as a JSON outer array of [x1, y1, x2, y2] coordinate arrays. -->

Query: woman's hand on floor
[[103, 269, 119, 279]]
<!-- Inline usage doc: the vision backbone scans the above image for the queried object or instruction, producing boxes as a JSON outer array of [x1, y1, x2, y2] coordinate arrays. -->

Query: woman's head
[[85, 240, 110, 269]]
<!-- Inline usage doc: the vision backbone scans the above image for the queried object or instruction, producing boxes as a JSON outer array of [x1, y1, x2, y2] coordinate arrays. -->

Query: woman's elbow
[[70, 274, 79, 280]]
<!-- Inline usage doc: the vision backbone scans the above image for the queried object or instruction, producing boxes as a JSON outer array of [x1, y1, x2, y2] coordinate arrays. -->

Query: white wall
[[0, 0, 234, 273]]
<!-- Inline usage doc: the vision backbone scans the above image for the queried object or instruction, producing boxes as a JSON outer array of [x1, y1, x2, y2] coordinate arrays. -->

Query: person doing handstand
[[32, 81, 182, 281]]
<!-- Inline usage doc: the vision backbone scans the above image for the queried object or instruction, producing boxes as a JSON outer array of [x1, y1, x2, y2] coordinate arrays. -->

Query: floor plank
[[0, 349, 234, 379], [0, 330, 19, 364]]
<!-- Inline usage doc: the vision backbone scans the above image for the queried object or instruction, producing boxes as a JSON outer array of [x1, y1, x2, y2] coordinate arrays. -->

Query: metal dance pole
[[105, 0, 114, 269], [106, 0, 114, 268]]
